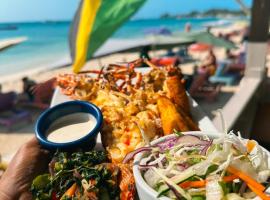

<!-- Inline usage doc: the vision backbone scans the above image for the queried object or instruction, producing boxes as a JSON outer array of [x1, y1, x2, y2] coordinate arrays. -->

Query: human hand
[[0, 138, 50, 200]]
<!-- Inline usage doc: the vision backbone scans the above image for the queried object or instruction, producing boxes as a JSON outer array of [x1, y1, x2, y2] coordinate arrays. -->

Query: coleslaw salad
[[129, 131, 270, 200]]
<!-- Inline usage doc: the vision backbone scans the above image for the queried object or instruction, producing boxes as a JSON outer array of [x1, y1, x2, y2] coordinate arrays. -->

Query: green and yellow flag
[[70, 0, 146, 73]]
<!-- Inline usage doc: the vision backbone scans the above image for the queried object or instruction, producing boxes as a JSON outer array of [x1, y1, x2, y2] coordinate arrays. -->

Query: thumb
[[19, 192, 34, 200]]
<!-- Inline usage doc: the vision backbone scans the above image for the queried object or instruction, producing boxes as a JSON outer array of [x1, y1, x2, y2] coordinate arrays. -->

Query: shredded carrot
[[247, 140, 256, 153], [247, 183, 270, 200], [227, 166, 265, 192], [223, 174, 238, 182], [179, 180, 205, 188], [179, 175, 238, 189], [60, 183, 77, 200]]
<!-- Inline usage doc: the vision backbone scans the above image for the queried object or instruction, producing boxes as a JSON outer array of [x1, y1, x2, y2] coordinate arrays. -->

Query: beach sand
[[0, 23, 265, 159]]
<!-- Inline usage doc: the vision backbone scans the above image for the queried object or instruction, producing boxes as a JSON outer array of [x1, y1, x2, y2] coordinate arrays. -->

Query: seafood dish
[[130, 131, 270, 200], [57, 59, 199, 163], [31, 150, 135, 200]]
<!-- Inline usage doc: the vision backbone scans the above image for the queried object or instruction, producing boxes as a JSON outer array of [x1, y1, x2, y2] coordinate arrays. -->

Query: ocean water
[[0, 18, 222, 76]]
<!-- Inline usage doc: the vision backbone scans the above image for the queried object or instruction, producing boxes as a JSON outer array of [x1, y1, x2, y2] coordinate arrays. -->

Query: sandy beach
[[0, 22, 267, 160]]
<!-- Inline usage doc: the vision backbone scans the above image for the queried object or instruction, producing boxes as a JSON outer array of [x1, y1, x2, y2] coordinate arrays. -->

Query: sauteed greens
[[31, 151, 123, 200]]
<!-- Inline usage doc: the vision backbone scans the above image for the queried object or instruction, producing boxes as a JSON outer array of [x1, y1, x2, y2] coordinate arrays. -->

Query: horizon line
[[0, 8, 247, 24], [0, 16, 246, 24]]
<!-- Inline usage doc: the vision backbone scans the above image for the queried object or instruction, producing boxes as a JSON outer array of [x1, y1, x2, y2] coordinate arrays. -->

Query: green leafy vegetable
[[173, 129, 183, 137], [31, 150, 122, 200], [192, 195, 206, 200]]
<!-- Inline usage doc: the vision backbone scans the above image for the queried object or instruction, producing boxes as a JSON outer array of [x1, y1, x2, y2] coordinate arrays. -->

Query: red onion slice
[[200, 139, 213, 155], [123, 147, 153, 163], [178, 163, 190, 171], [165, 182, 182, 199], [239, 182, 247, 196], [155, 135, 210, 152], [123, 135, 211, 163], [154, 136, 179, 151]]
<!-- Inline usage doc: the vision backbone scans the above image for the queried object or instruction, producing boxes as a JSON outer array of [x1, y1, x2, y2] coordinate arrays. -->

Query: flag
[[70, 0, 146, 73]]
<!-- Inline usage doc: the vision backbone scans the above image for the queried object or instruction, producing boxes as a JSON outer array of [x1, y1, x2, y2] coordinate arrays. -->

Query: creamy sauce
[[46, 113, 97, 143]]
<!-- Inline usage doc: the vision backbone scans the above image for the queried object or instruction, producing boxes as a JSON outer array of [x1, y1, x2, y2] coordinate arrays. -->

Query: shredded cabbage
[[138, 132, 270, 199]]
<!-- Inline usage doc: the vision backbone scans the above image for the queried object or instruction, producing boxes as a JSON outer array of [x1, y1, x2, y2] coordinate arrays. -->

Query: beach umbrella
[[188, 43, 212, 52], [70, 0, 146, 73], [92, 36, 194, 58], [189, 32, 236, 49], [145, 35, 193, 52]]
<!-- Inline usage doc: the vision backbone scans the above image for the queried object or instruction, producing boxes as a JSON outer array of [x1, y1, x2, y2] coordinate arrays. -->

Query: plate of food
[[29, 60, 270, 200], [31, 131, 270, 199]]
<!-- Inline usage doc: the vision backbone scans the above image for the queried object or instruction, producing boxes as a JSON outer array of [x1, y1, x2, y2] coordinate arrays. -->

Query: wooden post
[[249, 0, 270, 42], [213, 0, 270, 134], [245, 0, 270, 78], [233, 0, 270, 136]]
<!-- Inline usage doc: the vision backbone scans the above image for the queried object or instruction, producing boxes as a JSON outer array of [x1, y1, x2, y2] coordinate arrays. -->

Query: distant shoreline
[[0, 14, 247, 25], [160, 9, 248, 19], [0, 20, 72, 25]]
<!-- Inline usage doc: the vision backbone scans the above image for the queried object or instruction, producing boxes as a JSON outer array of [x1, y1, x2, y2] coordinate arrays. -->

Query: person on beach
[[225, 29, 249, 73], [139, 45, 151, 60], [226, 49, 237, 60], [22, 77, 36, 102], [198, 49, 217, 76], [184, 22, 191, 33], [0, 137, 50, 200], [187, 49, 219, 101]]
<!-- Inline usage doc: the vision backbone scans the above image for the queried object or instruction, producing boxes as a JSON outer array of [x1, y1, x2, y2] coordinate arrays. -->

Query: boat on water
[[0, 25, 18, 31]]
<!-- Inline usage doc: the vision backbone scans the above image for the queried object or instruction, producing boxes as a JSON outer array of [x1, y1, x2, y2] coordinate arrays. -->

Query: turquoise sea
[[0, 18, 225, 76]]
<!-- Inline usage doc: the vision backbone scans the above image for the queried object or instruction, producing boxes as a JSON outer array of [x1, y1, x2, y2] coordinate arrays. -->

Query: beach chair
[[209, 62, 239, 86], [0, 92, 31, 131], [177, 48, 195, 63], [225, 52, 246, 73], [151, 57, 180, 67], [19, 78, 56, 110], [189, 72, 221, 102]]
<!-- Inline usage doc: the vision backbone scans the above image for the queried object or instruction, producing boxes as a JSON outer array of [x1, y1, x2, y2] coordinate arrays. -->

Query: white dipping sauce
[[46, 112, 97, 143]]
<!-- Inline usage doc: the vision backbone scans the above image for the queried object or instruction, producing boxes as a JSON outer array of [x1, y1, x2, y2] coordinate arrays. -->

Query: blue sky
[[0, 0, 252, 23]]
